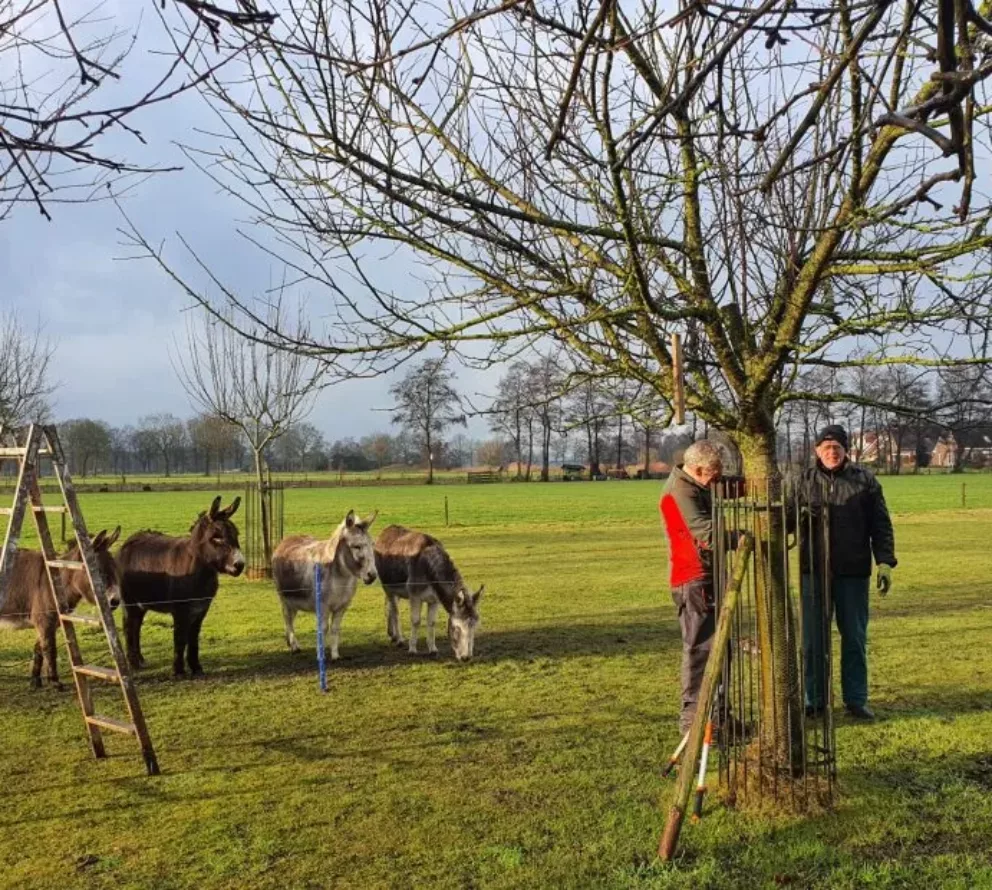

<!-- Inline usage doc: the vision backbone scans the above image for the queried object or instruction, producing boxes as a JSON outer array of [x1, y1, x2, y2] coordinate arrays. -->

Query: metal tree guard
[[243, 481, 285, 579], [711, 475, 837, 811]]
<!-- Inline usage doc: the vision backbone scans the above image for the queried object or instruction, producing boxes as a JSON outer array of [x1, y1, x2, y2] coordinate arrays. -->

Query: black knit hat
[[816, 424, 849, 451]]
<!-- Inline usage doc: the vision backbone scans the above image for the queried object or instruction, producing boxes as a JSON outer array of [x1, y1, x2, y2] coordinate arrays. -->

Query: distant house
[[852, 427, 992, 470]]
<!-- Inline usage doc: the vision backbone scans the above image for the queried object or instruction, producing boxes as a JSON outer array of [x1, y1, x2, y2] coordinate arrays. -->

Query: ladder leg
[[42, 426, 159, 776]]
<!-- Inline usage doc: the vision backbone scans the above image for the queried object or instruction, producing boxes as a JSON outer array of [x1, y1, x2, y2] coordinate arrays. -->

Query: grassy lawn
[[1, 477, 991, 889]]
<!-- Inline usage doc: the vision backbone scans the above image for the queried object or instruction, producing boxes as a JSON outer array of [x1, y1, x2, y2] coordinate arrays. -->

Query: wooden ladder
[[0, 423, 159, 776]]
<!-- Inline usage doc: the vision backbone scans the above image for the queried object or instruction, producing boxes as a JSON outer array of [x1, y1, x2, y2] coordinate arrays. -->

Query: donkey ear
[[92, 530, 106, 550], [345, 509, 356, 528], [473, 584, 485, 605], [455, 589, 466, 606], [208, 496, 222, 518], [360, 509, 379, 529], [106, 525, 122, 548], [221, 496, 241, 518]]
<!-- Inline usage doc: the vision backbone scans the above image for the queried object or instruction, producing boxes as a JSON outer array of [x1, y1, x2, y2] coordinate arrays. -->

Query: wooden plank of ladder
[[43, 425, 160, 776], [74, 664, 120, 682], [86, 714, 138, 735], [61, 613, 102, 628]]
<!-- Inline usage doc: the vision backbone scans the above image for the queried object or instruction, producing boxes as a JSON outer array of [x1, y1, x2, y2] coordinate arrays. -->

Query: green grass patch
[[1, 479, 991, 888]]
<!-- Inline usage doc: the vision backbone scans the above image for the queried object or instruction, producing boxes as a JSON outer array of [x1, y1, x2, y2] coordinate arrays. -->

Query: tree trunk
[[254, 448, 272, 574], [525, 417, 534, 480], [643, 426, 651, 478], [735, 416, 804, 783], [540, 416, 551, 482], [426, 429, 434, 484]]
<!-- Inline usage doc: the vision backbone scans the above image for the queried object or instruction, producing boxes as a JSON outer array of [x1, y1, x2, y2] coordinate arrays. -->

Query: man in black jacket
[[796, 424, 897, 721]]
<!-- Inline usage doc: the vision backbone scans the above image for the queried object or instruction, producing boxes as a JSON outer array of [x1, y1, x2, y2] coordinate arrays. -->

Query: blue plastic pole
[[314, 562, 327, 693]]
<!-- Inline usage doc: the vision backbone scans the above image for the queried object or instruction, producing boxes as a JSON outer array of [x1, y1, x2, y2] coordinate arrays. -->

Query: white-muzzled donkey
[[272, 510, 378, 661], [373, 524, 483, 662]]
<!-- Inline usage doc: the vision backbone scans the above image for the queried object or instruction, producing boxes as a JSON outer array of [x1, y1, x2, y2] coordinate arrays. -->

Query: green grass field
[[2, 476, 991, 889]]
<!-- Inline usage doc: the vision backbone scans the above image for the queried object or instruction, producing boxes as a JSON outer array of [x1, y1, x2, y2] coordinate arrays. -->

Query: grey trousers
[[672, 579, 715, 735]]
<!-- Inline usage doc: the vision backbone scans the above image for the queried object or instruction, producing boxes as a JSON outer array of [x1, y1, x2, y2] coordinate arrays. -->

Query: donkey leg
[[425, 601, 440, 655], [186, 607, 211, 677], [171, 608, 191, 678], [329, 608, 346, 661], [41, 619, 63, 690], [386, 594, 405, 647], [281, 599, 301, 652], [408, 598, 422, 654], [31, 638, 44, 688], [123, 605, 147, 669]]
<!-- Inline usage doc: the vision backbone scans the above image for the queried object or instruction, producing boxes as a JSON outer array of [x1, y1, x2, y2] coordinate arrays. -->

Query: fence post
[[962, 482, 966, 508], [445, 496, 449, 527], [315, 563, 327, 693]]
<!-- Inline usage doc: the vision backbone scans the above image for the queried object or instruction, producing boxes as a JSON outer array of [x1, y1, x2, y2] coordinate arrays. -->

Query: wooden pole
[[672, 333, 686, 425], [658, 534, 753, 861]]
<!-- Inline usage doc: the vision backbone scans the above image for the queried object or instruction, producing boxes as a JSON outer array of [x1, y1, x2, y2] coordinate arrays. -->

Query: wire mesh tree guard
[[243, 481, 284, 580], [711, 476, 837, 811]]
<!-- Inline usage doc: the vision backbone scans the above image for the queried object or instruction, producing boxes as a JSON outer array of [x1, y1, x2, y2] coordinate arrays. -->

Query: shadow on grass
[[201, 609, 684, 683]]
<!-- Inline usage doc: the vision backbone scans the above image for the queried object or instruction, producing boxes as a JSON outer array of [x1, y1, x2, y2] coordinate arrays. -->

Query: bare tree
[[0, 312, 56, 427], [491, 363, 534, 479], [126, 0, 992, 789], [174, 303, 324, 569], [138, 413, 188, 477], [390, 359, 465, 484], [0, 0, 274, 220], [60, 417, 111, 477]]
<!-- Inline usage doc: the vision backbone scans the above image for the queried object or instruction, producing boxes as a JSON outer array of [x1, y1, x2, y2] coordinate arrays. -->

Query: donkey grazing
[[119, 496, 244, 678], [0, 527, 122, 688], [374, 525, 483, 662], [272, 510, 378, 661]]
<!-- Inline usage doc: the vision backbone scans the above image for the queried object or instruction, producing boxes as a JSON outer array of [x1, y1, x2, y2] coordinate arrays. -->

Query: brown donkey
[[0, 527, 122, 688], [119, 496, 244, 678]]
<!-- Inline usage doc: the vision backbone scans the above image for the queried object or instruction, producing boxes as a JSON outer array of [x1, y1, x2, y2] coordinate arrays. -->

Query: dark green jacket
[[793, 460, 897, 578]]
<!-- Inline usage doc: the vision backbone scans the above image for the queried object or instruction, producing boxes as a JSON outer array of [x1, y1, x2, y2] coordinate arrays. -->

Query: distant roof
[[561, 463, 586, 471]]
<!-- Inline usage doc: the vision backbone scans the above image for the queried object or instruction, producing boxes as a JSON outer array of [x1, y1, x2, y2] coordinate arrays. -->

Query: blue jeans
[[801, 574, 870, 709]]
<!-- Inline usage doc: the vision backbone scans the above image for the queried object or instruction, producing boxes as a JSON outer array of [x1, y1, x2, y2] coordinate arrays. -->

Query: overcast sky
[[2, 5, 498, 443]]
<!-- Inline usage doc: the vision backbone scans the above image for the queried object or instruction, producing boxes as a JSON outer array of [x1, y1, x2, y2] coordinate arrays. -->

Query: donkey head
[[66, 526, 122, 609], [449, 584, 484, 662], [338, 509, 378, 585], [191, 496, 245, 576]]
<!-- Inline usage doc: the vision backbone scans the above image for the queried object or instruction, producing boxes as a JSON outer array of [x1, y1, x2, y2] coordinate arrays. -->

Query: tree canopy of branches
[[0, 311, 55, 427], [128, 0, 992, 791], [174, 302, 324, 568], [389, 358, 465, 483], [0, 0, 274, 220]]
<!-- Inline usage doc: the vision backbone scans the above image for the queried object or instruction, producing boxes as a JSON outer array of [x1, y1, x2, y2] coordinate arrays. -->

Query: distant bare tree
[[477, 439, 507, 470], [389, 359, 465, 484], [175, 302, 324, 569], [61, 417, 111, 477], [138, 413, 188, 477], [0, 312, 56, 428]]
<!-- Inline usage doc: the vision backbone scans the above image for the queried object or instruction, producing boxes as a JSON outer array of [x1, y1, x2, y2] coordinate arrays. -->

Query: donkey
[[272, 510, 378, 661], [373, 525, 483, 662], [0, 527, 122, 688], [119, 496, 244, 678]]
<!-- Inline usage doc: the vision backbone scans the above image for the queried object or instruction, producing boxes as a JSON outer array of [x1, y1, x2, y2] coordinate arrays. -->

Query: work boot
[[845, 703, 875, 721]]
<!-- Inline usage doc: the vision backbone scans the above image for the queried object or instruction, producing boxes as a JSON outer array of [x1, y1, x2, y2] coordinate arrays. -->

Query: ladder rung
[[74, 664, 120, 682], [85, 714, 137, 735], [0, 447, 51, 457], [61, 613, 101, 627], [46, 559, 86, 570], [0, 505, 68, 515]]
